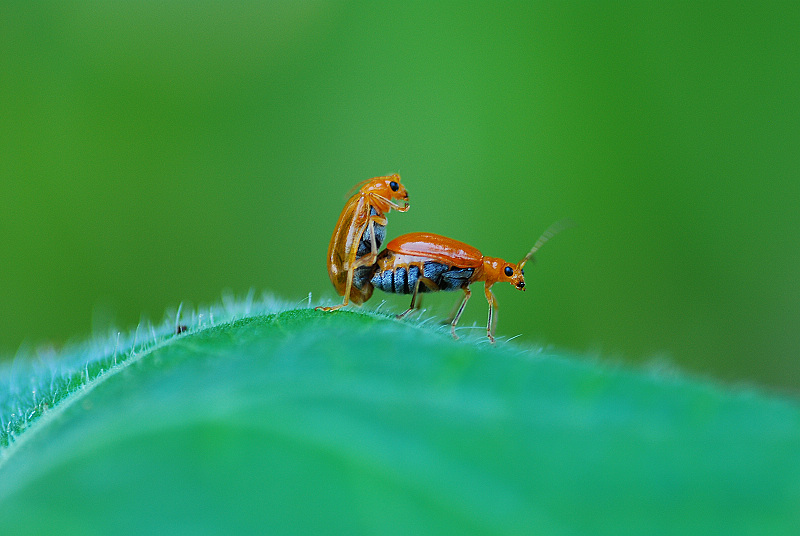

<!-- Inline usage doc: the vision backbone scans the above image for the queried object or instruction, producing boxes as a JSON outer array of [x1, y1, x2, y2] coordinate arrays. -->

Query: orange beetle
[[316, 174, 410, 311], [368, 221, 568, 342]]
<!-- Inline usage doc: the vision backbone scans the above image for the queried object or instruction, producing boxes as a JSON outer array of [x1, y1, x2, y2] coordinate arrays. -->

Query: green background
[[2, 2, 799, 391]]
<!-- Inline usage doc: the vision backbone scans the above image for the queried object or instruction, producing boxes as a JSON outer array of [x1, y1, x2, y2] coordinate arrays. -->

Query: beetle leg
[[317, 245, 362, 311], [316, 269, 354, 311], [367, 218, 380, 260], [484, 284, 498, 343], [316, 289, 351, 312], [444, 286, 465, 323], [396, 274, 421, 319], [387, 199, 409, 212], [372, 194, 409, 212], [397, 274, 438, 319], [351, 216, 386, 268], [445, 287, 471, 339]]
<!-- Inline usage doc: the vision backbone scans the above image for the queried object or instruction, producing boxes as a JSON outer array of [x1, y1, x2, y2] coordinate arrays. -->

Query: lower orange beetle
[[368, 221, 569, 342], [316, 174, 410, 311]]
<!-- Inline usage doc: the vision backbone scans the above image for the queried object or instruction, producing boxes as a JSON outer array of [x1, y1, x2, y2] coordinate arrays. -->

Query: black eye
[[504, 266, 513, 277], [389, 181, 399, 192]]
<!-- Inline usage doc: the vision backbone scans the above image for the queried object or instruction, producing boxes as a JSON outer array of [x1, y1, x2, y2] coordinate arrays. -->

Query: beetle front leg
[[484, 284, 498, 343], [372, 194, 409, 213]]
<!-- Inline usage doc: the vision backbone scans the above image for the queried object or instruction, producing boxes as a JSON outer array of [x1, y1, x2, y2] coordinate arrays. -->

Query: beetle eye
[[389, 181, 399, 192], [504, 266, 513, 277]]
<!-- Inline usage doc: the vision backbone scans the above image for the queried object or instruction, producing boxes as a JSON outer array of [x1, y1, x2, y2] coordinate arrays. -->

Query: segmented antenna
[[518, 219, 575, 268]]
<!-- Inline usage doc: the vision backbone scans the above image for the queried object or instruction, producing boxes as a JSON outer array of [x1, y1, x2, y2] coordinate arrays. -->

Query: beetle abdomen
[[371, 261, 474, 294], [438, 266, 475, 290], [356, 207, 386, 258], [351, 264, 378, 290]]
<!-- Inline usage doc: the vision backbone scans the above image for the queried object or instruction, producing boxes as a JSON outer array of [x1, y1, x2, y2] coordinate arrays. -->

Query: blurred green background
[[2, 2, 799, 391]]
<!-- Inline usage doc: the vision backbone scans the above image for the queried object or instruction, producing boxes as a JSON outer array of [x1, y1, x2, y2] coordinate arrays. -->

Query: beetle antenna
[[345, 177, 374, 198], [518, 219, 575, 268]]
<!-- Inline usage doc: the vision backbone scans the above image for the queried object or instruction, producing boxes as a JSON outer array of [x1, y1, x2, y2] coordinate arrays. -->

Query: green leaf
[[1, 307, 799, 535]]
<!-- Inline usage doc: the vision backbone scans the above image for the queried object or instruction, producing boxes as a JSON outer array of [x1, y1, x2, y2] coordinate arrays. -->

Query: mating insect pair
[[316, 174, 566, 342]]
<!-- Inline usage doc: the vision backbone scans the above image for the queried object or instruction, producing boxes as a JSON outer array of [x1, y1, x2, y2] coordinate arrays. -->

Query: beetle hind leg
[[316, 303, 346, 312], [396, 271, 438, 319], [318, 218, 383, 312]]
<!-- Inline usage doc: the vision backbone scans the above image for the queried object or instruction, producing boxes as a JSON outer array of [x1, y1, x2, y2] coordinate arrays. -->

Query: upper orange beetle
[[368, 221, 569, 342], [316, 174, 410, 311]]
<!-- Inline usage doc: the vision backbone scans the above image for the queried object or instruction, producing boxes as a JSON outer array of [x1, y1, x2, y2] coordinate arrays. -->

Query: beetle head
[[361, 174, 409, 212], [485, 257, 526, 291], [506, 262, 527, 291]]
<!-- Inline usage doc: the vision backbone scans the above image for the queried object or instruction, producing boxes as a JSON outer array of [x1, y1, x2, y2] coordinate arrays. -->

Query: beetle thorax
[[481, 257, 505, 283]]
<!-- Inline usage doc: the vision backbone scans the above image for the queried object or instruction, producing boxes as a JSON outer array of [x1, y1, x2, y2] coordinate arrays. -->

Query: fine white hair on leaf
[[175, 302, 184, 334], [0, 293, 298, 451], [0, 291, 555, 454], [244, 288, 255, 316]]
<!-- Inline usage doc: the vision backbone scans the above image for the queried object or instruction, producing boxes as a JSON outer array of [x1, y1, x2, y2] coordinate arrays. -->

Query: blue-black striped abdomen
[[371, 261, 474, 294], [351, 264, 378, 290], [349, 207, 385, 290]]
